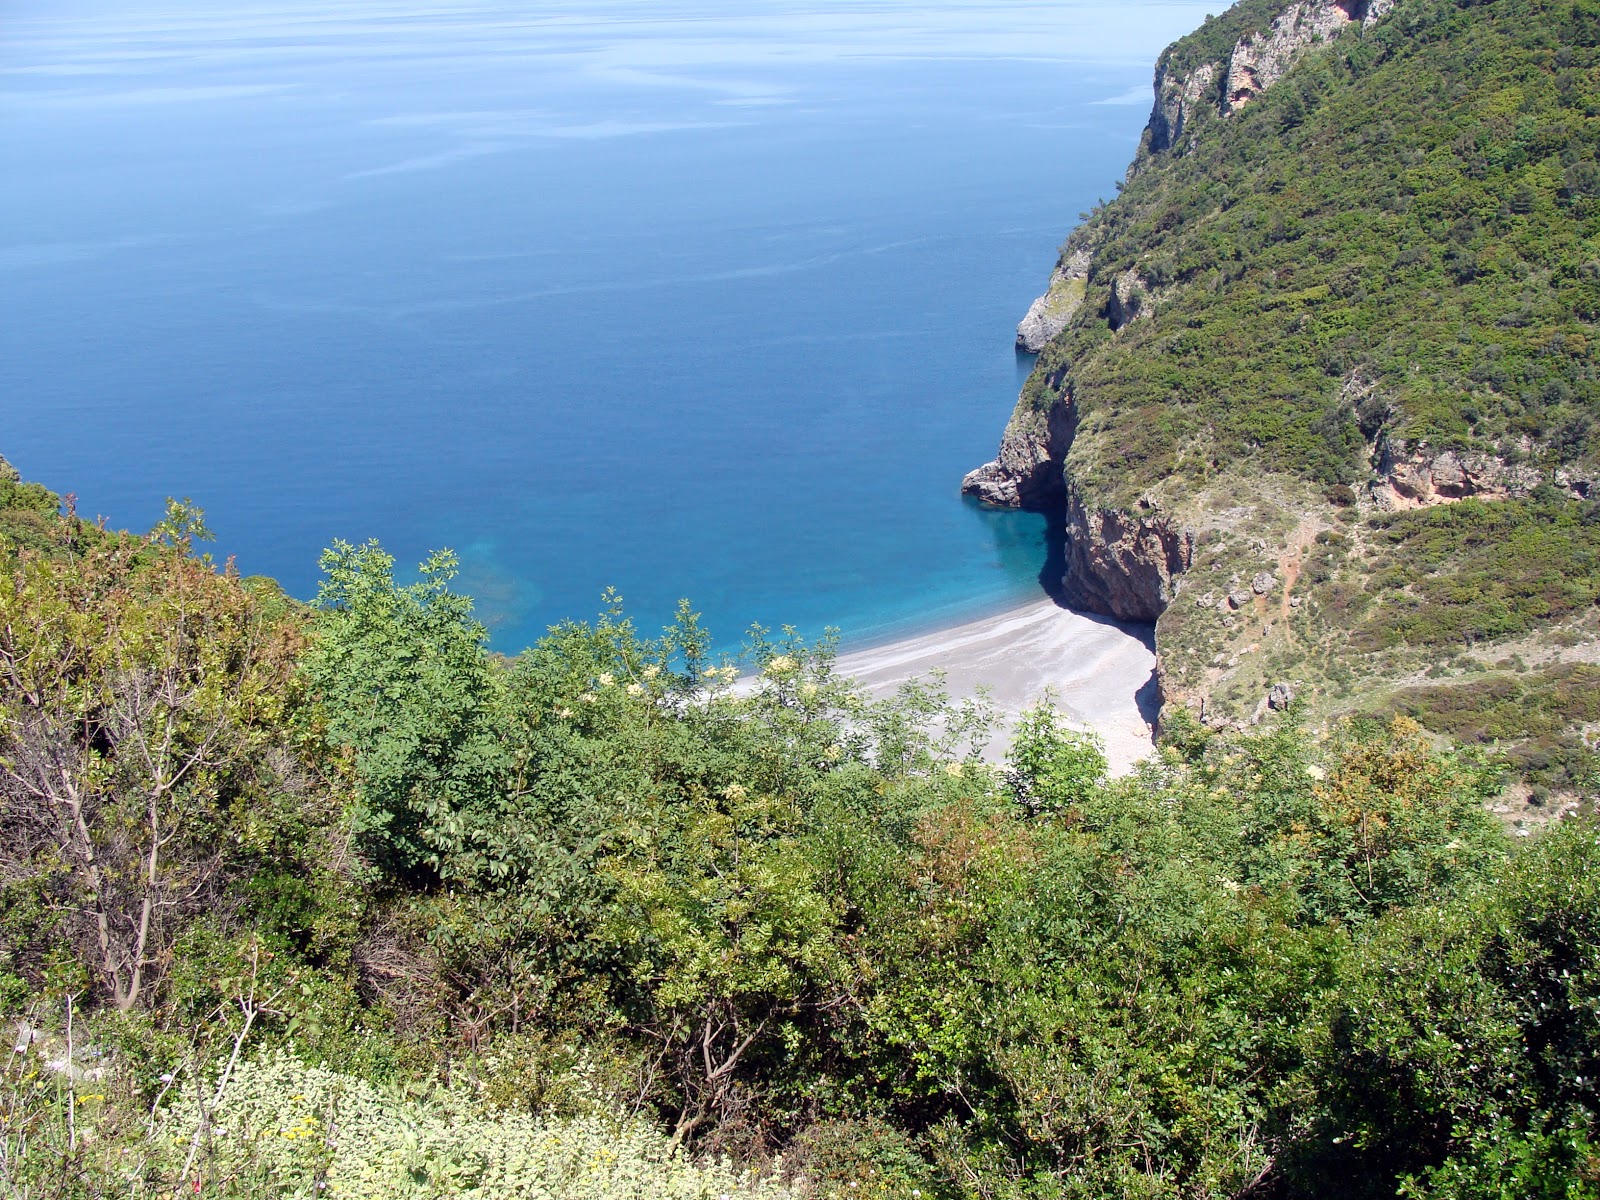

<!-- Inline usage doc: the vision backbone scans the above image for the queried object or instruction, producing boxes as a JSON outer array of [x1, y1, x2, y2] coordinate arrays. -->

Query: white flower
[[597, 672, 614, 687], [643, 664, 661, 679], [556, 707, 574, 719], [764, 654, 797, 676], [1305, 764, 1327, 780], [580, 692, 597, 704], [944, 762, 964, 778], [626, 682, 645, 697]]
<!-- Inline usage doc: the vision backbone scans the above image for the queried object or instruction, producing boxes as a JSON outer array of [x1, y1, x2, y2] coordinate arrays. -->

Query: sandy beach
[[834, 598, 1159, 775]]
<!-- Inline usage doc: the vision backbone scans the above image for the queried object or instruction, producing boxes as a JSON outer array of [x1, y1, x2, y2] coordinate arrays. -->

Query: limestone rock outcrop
[[1371, 440, 1543, 509], [1060, 487, 1195, 623], [1015, 248, 1091, 353], [1151, 0, 1396, 151], [1105, 270, 1150, 332], [960, 396, 1076, 509], [1223, 0, 1393, 114], [1147, 61, 1220, 155]]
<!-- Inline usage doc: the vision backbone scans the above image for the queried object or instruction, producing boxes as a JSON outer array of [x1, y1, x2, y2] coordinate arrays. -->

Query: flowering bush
[[142, 1049, 788, 1199]]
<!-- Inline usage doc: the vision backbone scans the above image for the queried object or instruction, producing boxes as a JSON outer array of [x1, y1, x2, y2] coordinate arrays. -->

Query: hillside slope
[[967, 0, 1600, 793]]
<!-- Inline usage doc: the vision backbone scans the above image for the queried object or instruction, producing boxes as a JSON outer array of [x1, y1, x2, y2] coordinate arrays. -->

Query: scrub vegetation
[[1029, 0, 1600, 501], [2, 475, 1599, 1200]]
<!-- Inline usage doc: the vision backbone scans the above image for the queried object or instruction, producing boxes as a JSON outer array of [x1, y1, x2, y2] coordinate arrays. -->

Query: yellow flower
[[944, 762, 964, 778], [764, 654, 797, 676]]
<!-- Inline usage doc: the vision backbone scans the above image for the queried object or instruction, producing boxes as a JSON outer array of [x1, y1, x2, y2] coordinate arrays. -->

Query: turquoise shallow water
[[1, 0, 1211, 652]]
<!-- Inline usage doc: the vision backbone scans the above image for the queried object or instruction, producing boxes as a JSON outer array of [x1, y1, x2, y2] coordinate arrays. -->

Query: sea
[[1, 0, 1213, 654]]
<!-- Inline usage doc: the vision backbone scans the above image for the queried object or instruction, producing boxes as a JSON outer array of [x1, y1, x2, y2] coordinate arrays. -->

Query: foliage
[[0, 538, 333, 1011], [1004, 702, 1108, 817], [2, 488, 1597, 1199], [1026, 0, 1600, 504], [303, 540, 505, 884], [1357, 497, 1600, 649], [1293, 818, 1600, 1198], [2, 1041, 788, 1199]]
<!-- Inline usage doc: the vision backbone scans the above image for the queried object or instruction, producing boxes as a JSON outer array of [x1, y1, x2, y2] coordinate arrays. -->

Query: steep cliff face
[[960, 393, 1075, 508], [1060, 487, 1194, 622], [1223, 0, 1394, 113], [1146, 61, 1219, 155]]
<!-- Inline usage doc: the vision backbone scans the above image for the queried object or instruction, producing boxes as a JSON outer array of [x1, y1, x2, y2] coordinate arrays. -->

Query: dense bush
[[10, 488, 1590, 1197]]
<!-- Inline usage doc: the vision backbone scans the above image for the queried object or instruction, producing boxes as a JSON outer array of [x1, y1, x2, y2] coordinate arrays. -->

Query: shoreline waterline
[[831, 596, 1159, 776]]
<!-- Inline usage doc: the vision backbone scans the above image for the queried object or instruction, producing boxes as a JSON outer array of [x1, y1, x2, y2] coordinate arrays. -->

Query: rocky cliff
[[960, 388, 1075, 508], [965, 0, 1600, 779], [1060, 487, 1194, 622], [1014, 0, 1396, 354]]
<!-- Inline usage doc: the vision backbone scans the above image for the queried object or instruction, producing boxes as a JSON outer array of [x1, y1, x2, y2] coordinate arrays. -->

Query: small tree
[[1005, 702, 1108, 818], [0, 536, 304, 1010], [303, 540, 506, 884]]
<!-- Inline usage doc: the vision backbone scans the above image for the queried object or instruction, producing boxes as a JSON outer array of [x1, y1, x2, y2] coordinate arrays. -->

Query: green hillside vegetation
[[4, 472, 1600, 1198], [1029, 0, 1599, 499], [1358, 496, 1600, 648]]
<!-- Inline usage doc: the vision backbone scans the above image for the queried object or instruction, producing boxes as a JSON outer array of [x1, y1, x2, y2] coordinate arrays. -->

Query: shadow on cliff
[[1037, 503, 1155, 644], [1037, 501, 1162, 730]]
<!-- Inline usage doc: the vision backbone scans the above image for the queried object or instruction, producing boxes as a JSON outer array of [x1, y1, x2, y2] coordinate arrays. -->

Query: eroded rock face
[[1224, 1, 1379, 113], [1148, 60, 1220, 155], [1016, 248, 1091, 353], [960, 396, 1076, 509], [1106, 270, 1150, 332], [1060, 485, 1195, 623], [1149, 0, 1397, 149], [1371, 440, 1544, 509]]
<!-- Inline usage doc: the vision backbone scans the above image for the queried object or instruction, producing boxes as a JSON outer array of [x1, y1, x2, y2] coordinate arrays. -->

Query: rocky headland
[[964, 0, 1600, 797]]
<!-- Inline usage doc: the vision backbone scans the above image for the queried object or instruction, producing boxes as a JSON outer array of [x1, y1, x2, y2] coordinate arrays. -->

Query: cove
[[0, 0, 1216, 653]]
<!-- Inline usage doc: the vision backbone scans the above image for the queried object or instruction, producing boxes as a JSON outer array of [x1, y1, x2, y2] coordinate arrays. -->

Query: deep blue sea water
[[1, 0, 1212, 652]]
